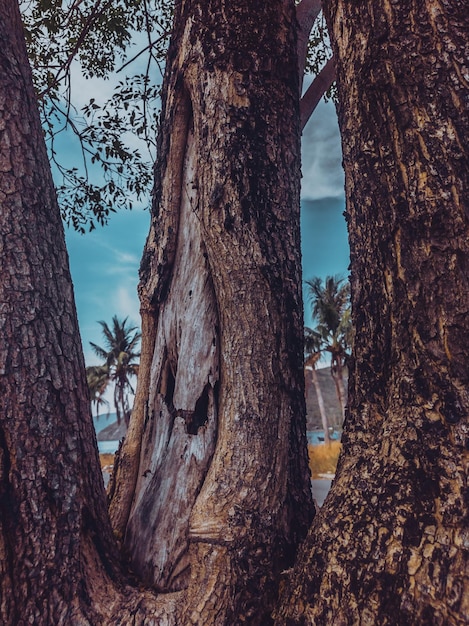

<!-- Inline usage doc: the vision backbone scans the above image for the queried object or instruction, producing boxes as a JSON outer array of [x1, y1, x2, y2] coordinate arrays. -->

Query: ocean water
[[98, 439, 120, 454], [307, 430, 342, 445]]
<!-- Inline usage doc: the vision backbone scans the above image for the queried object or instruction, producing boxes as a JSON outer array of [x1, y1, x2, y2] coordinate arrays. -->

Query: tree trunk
[[3, 0, 318, 621], [312, 368, 330, 443], [330, 355, 347, 423], [0, 1, 116, 621], [276, 1, 469, 624], [109, 0, 314, 622], [306, 354, 330, 443], [0, 2, 179, 623]]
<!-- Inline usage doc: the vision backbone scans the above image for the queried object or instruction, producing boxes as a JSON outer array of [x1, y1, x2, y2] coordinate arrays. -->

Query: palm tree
[[89, 316, 141, 426], [306, 275, 352, 423], [304, 326, 330, 444], [86, 364, 110, 417]]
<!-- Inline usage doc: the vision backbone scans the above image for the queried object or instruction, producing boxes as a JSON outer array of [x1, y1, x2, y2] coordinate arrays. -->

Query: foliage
[[306, 274, 352, 361], [86, 363, 110, 415], [20, 0, 174, 231], [303, 11, 337, 101], [21, 0, 333, 231], [89, 315, 141, 424], [304, 325, 323, 362]]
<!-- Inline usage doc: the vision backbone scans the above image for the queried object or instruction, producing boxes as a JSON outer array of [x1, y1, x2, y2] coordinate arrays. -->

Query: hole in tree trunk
[[186, 383, 210, 435], [159, 356, 176, 410]]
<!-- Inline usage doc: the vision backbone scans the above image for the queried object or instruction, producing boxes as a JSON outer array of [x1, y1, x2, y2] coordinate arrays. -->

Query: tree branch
[[300, 55, 335, 130], [37, 0, 113, 99], [296, 0, 322, 85], [115, 31, 168, 73]]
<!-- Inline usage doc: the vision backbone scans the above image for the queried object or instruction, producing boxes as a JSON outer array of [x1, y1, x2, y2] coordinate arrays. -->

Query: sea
[[93, 412, 121, 454]]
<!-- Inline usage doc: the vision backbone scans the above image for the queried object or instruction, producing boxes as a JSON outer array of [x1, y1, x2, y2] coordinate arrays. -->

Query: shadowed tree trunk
[[0, 1, 171, 623], [108, 1, 315, 621], [276, 1, 469, 624]]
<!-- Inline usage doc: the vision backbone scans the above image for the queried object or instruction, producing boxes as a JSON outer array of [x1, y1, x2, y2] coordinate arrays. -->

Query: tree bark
[[0, 2, 172, 623], [276, 1, 469, 624], [110, 0, 314, 622], [0, 1, 115, 621], [2, 0, 323, 622]]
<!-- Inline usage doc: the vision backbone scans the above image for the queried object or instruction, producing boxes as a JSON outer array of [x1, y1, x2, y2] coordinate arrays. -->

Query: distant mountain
[[97, 420, 127, 441], [305, 366, 347, 431], [93, 413, 127, 441], [93, 412, 117, 433]]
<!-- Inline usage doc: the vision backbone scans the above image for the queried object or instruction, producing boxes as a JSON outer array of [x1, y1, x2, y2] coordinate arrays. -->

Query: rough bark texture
[[0, 2, 172, 623], [110, 0, 314, 622], [276, 1, 469, 624], [0, 1, 111, 620]]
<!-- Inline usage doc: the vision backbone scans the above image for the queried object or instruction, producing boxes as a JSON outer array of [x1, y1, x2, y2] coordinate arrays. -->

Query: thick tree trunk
[[110, 0, 314, 622], [0, 2, 174, 623], [276, 1, 469, 624], [3, 0, 319, 622], [0, 1, 116, 621]]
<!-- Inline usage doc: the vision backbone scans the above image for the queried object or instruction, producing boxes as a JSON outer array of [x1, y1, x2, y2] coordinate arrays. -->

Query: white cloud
[[113, 285, 140, 326], [99, 244, 140, 275], [301, 91, 344, 201]]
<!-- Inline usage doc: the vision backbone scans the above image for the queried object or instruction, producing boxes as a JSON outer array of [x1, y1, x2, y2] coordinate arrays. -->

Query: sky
[[65, 95, 349, 369]]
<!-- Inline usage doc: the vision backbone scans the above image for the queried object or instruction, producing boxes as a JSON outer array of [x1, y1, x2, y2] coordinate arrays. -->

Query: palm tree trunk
[[310, 367, 330, 444], [330, 358, 346, 423]]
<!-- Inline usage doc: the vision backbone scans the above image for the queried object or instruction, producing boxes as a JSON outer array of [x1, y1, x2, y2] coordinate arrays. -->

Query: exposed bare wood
[[109, 87, 193, 539], [110, 1, 315, 621], [124, 124, 220, 591]]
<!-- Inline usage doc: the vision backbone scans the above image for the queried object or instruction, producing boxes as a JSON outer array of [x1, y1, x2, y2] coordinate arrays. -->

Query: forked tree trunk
[[276, 1, 469, 624], [2, 0, 317, 622], [106, 0, 314, 622], [0, 2, 191, 623]]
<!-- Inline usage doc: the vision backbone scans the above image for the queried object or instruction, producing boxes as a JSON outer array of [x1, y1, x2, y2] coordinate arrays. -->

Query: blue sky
[[64, 96, 349, 369]]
